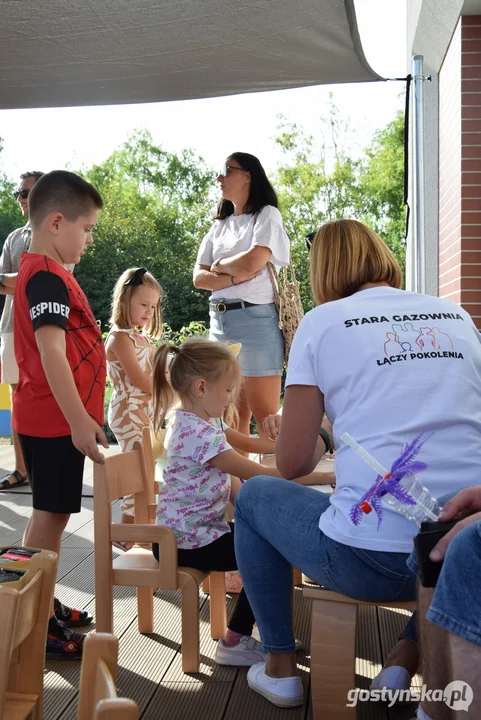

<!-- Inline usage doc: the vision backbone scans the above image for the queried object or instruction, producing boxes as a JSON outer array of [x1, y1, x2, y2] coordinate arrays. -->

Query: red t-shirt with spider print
[[13, 252, 106, 437]]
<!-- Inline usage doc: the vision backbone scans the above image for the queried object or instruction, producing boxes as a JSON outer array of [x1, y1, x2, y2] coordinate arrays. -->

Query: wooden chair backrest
[[0, 549, 58, 716], [77, 633, 138, 720], [94, 445, 152, 526]]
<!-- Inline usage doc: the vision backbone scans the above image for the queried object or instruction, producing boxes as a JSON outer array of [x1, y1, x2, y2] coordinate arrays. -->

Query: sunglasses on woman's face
[[13, 189, 30, 200], [305, 231, 316, 251], [218, 163, 248, 178]]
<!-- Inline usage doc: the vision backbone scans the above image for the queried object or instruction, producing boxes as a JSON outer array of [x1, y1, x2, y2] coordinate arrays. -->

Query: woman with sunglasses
[[233, 219, 481, 707], [193, 153, 290, 437]]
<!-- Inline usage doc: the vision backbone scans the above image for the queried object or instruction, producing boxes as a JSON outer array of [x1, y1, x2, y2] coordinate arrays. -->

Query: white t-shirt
[[286, 286, 481, 552], [155, 410, 232, 549], [196, 205, 290, 304]]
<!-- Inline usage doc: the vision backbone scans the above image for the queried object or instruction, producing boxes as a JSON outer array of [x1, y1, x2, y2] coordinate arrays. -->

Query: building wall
[[438, 16, 481, 325], [407, 0, 465, 295]]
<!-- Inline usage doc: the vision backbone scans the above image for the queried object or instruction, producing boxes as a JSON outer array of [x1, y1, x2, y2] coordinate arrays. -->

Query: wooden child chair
[[77, 633, 138, 720], [94, 436, 227, 673], [0, 548, 58, 720], [304, 586, 416, 720]]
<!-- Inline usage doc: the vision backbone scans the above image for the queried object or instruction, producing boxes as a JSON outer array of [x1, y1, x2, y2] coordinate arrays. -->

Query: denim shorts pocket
[[244, 303, 276, 319]]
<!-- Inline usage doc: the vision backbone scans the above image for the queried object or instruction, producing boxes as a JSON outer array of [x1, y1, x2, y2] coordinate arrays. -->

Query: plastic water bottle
[[341, 432, 441, 527], [381, 473, 440, 526]]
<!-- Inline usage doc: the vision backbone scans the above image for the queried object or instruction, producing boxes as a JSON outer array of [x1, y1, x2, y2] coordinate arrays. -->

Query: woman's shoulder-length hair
[[215, 152, 278, 220], [309, 219, 403, 305]]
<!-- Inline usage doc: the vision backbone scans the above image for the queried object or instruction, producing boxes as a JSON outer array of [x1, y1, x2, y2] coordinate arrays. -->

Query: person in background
[[0, 171, 43, 489], [193, 152, 290, 437]]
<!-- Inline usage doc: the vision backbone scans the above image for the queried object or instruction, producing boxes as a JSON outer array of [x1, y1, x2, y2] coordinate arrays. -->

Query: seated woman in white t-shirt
[[233, 219, 481, 708], [193, 152, 290, 437]]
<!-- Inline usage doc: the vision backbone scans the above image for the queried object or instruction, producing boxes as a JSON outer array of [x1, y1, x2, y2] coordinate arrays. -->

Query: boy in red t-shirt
[[13, 170, 108, 658]]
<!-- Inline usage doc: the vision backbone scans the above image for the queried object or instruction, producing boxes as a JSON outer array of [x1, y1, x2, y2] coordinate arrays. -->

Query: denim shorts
[[408, 518, 481, 647], [209, 300, 284, 377]]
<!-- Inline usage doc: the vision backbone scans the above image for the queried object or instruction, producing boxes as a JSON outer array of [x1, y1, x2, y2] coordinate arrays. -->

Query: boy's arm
[[35, 325, 108, 463]]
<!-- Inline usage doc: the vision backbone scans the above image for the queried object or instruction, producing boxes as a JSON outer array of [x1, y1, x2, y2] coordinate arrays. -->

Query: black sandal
[[0, 470, 29, 490]]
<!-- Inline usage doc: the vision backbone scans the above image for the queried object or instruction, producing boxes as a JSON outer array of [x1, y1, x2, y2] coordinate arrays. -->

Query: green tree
[[0, 138, 23, 243], [75, 130, 216, 329], [357, 110, 406, 276], [273, 101, 406, 311]]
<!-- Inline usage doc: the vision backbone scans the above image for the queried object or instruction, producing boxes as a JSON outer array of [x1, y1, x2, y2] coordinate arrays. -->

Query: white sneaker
[[247, 662, 304, 707], [215, 636, 267, 666], [370, 665, 411, 692]]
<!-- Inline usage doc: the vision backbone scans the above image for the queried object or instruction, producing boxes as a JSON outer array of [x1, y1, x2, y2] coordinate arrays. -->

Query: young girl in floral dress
[[106, 267, 163, 539]]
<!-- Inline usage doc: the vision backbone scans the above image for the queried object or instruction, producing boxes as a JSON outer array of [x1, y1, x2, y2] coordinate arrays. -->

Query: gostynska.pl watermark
[[346, 681, 473, 712]]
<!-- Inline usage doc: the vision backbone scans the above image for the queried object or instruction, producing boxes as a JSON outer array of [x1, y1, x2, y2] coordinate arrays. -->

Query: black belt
[[210, 300, 259, 313]]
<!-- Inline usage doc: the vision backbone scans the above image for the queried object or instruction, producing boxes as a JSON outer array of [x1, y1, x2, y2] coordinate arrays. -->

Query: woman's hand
[[263, 413, 282, 440]]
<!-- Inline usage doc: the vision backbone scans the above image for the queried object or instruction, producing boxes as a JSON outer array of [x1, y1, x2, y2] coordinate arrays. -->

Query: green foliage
[[0, 138, 24, 242], [274, 100, 406, 310], [74, 130, 215, 330], [1, 104, 406, 327]]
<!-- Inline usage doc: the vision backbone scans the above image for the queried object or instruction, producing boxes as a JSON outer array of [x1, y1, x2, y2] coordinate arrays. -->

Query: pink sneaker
[[215, 636, 267, 666]]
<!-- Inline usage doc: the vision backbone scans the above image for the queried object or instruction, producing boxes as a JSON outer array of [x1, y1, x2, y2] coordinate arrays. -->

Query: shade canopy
[[0, 0, 382, 110]]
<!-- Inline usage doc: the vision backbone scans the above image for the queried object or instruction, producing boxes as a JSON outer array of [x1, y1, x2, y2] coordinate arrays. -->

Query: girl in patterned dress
[[106, 267, 163, 537], [151, 337, 326, 666]]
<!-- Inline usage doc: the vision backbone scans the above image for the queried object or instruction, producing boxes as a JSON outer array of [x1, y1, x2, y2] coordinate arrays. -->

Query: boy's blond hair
[[309, 219, 402, 305], [110, 267, 163, 339]]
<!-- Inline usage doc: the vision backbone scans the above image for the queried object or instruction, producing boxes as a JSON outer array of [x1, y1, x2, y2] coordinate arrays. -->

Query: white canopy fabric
[[0, 0, 382, 110]]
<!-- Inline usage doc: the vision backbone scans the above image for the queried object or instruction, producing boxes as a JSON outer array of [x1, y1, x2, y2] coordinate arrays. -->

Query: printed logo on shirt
[[30, 301, 70, 321], [343, 312, 466, 367]]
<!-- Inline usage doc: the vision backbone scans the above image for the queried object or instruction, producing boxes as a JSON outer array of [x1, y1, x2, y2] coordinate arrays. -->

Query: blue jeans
[[408, 518, 481, 646], [234, 477, 417, 653]]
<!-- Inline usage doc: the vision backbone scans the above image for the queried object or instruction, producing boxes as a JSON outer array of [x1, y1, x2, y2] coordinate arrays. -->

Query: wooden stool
[[303, 587, 416, 720]]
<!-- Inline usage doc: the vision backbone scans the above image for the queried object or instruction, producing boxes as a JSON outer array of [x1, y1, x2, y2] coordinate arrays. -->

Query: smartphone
[[0, 548, 40, 561], [413, 519, 460, 588], [0, 567, 26, 584]]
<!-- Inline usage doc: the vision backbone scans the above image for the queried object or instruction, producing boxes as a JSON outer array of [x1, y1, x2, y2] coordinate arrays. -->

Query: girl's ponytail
[[152, 343, 177, 431]]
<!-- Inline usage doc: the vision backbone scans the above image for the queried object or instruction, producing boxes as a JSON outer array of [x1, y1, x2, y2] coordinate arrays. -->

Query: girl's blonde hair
[[110, 267, 163, 338], [309, 219, 403, 305], [152, 337, 241, 431]]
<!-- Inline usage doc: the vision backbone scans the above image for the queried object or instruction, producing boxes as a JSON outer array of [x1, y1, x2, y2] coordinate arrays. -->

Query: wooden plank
[[377, 607, 421, 720], [356, 606, 387, 720], [142, 681, 232, 720]]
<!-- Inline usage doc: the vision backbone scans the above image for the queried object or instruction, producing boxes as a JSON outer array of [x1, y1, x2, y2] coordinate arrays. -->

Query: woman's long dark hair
[[215, 152, 278, 219]]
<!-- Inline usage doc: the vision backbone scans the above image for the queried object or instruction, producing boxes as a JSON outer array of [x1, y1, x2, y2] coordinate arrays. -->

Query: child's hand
[[263, 413, 282, 440], [71, 417, 109, 464]]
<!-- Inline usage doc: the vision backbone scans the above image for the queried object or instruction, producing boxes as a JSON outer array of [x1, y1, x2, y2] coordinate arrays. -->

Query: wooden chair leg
[[208, 572, 227, 639], [202, 577, 210, 594], [181, 576, 200, 672], [95, 573, 114, 633], [310, 599, 357, 720], [137, 587, 154, 633]]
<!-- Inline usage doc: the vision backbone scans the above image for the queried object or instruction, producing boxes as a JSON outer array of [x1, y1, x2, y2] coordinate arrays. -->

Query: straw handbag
[[267, 261, 304, 363]]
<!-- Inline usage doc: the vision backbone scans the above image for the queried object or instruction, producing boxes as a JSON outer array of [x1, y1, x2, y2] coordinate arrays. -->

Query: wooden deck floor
[[0, 445, 420, 719]]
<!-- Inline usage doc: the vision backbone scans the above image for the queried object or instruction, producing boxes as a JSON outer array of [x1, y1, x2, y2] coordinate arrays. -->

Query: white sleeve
[[252, 206, 290, 266], [285, 313, 318, 388], [196, 224, 216, 266], [0, 232, 14, 274]]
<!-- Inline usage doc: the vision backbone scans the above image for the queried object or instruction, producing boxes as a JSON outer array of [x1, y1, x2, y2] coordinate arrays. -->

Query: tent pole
[[412, 55, 428, 294]]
